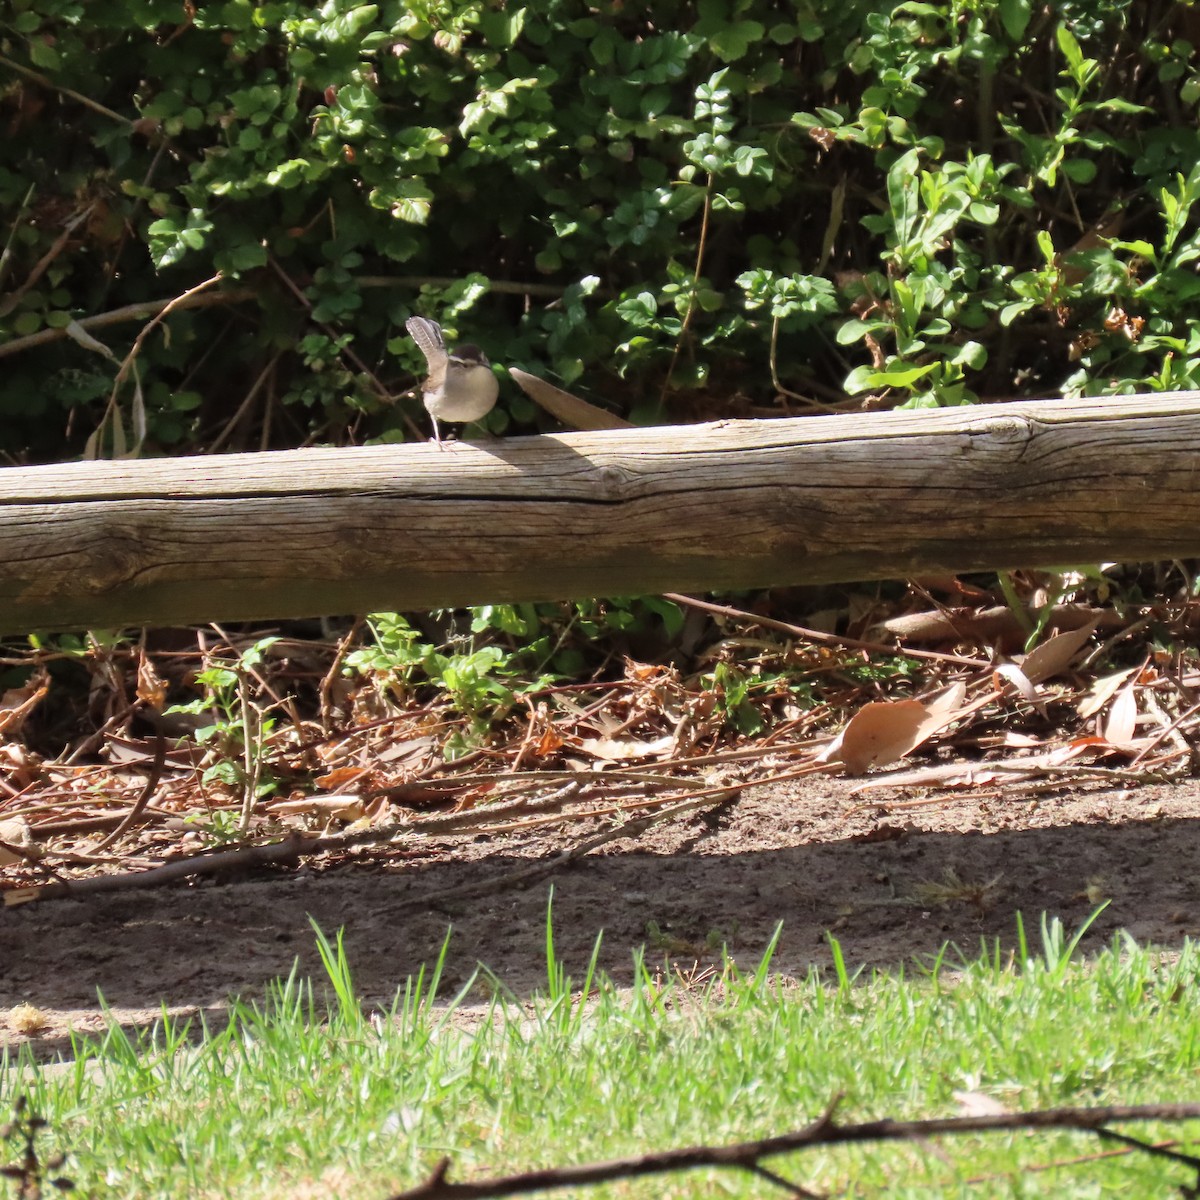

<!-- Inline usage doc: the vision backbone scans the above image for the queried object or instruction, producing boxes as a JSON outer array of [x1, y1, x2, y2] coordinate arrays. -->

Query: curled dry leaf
[[535, 726, 564, 756], [994, 662, 1040, 705], [1016, 617, 1100, 684], [268, 794, 368, 822], [828, 683, 967, 776], [1077, 667, 1137, 720], [1102, 682, 1139, 748], [576, 734, 677, 762], [135, 649, 167, 708], [0, 669, 49, 736], [0, 815, 36, 866]]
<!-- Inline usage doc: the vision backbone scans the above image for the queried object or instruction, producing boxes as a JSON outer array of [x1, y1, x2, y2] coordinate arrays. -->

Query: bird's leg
[[431, 415, 444, 448]]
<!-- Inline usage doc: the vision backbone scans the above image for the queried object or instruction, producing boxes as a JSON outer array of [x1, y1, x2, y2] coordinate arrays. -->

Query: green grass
[[5, 910, 1200, 1199]]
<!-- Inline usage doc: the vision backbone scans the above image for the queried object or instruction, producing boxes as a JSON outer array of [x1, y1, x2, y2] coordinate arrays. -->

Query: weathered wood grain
[[1, 393, 1197, 631]]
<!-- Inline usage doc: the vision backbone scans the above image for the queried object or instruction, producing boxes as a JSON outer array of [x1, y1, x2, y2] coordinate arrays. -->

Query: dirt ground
[[5, 773, 1199, 1060]]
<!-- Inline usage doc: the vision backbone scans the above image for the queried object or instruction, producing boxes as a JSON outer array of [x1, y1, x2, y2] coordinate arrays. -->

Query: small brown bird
[[405, 316, 499, 446]]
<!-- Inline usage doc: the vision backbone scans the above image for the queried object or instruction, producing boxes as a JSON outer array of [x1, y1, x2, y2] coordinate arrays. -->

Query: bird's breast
[[425, 366, 500, 422]]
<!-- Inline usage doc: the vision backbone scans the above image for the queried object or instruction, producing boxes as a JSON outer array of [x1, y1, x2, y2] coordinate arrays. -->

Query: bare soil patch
[[5, 774, 1199, 1059]]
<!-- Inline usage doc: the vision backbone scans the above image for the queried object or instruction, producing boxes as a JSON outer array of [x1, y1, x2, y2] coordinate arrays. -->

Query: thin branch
[[0, 274, 568, 362], [110, 274, 223, 394], [264, 256, 421, 436], [4, 835, 309, 905], [205, 352, 281, 453], [358, 276, 566, 298], [658, 174, 713, 408], [0, 288, 258, 360], [0, 52, 132, 127], [89, 733, 166, 852], [6, 792, 720, 906], [386, 1101, 1200, 1200], [319, 617, 364, 733], [661, 592, 990, 668], [769, 314, 840, 413], [0, 203, 94, 319]]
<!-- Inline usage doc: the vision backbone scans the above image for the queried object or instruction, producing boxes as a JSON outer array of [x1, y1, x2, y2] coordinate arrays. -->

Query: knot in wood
[[975, 414, 1034, 444], [593, 464, 635, 500]]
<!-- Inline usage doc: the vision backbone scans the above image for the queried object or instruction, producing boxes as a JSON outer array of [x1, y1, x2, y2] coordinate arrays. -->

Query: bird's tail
[[405, 316, 446, 365]]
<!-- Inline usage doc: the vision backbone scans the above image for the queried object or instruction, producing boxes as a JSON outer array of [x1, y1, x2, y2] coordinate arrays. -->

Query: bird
[[405, 315, 499, 446]]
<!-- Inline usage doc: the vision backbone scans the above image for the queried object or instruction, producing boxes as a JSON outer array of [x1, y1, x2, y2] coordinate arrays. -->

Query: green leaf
[[1055, 24, 1084, 73], [709, 21, 764, 63], [846, 361, 937, 394], [225, 241, 267, 271], [952, 341, 987, 370], [1000, 301, 1036, 326], [479, 7, 526, 47], [27, 39, 60, 70], [999, 0, 1032, 40]]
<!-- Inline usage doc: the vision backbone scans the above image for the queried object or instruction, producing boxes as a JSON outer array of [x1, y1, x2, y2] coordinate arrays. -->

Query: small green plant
[[701, 660, 766, 735], [164, 636, 281, 829], [347, 599, 685, 753]]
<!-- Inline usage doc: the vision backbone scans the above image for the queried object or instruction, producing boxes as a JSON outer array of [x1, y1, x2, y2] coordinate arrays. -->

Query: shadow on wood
[[1, 393, 1197, 632]]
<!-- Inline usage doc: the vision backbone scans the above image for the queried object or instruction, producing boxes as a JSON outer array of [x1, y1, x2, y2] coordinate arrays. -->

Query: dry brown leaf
[[508, 367, 634, 431], [1017, 618, 1100, 684], [994, 662, 1039, 704], [268, 795, 366, 821], [316, 765, 372, 790], [136, 649, 167, 708], [577, 734, 676, 761], [915, 681, 968, 733], [535, 726, 564, 756], [375, 736, 436, 764], [0, 669, 49, 736], [829, 699, 929, 775], [1102, 683, 1139, 747], [0, 816, 35, 866], [1077, 667, 1137, 719]]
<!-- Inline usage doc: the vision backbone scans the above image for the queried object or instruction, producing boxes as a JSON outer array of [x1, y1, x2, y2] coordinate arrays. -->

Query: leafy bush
[[1, 0, 1197, 460]]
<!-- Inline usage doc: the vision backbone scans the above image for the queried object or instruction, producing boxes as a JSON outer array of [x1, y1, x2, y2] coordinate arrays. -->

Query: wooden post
[[1, 393, 1198, 632]]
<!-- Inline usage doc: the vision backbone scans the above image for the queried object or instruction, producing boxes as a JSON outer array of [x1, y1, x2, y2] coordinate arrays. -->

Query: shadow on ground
[[4, 776, 1199, 1058]]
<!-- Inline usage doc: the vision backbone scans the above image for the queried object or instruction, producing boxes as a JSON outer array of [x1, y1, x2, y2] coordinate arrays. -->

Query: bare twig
[[4, 834, 310, 905], [0, 202, 95, 319], [383, 794, 728, 914], [662, 592, 989, 668], [0, 288, 258, 359], [319, 617, 364, 732], [658, 175, 713, 408], [90, 734, 166, 852], [768, 314, 839, 413], [110, 274, 223, 396], [358, 275, 566, 298], [4, 789, 714, 906], [207, 351, 284, 453], [386, 1100, 1200, 1200], [0, 52, 132, 127]]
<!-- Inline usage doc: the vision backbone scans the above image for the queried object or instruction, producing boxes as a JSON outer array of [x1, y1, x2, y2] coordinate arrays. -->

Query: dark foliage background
[[1, 0, 1198, 460]]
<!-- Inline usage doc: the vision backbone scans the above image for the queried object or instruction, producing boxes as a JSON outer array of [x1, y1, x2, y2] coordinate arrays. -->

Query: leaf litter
[[2, 571, 1199, 905]]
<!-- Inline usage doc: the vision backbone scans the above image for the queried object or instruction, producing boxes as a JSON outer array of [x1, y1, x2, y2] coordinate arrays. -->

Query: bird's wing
[[406, 316, 446, 363]]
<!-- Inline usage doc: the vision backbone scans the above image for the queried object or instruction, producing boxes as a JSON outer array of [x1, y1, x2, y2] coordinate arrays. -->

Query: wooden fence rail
[[1, 392, 1197, 632]]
